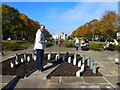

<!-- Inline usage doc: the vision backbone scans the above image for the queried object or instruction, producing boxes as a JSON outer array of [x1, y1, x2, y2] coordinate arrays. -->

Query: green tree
[[2, 4, 25, 39]]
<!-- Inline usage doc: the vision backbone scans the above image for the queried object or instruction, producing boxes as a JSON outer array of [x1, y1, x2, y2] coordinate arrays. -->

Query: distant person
[[80, 38, 85, 50], [75, 37, 79, 50], [58, 38, 61, 47], [55, 39, 58, 45], [113, 39, 118, 46], [34, 25, 47, 72], [104, 42, 114, 51]]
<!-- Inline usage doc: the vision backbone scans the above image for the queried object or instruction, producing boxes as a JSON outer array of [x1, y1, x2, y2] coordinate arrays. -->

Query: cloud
[[48, 2, 117, 23], [46, 2, 118, 35]]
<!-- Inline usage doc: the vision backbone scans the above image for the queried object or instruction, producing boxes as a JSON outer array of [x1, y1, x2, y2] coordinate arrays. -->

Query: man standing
[[75, 37, 79, 50], [34, 25, 47, 72]]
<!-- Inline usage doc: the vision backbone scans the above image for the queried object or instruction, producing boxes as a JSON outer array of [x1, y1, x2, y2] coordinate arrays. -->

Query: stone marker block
[[34, 55, 36, 60], [21, 58, 24, 63], [81, 64, 85, 71], [90, 60, 94, 69], [76, 70, 81, 77], [74, 53, 77, 59], [73, 58, 76, 65], [15, 60, 18, 65], [15, 54, 19, 61], [62, 56, 65, 61], [27, 56, 30, 62], [55, 54, 58, 60], [24, 53, 27, 61], [87, 57, 91, 66], [68, 57, 71, 63], [78, 61, 81, 67], [10, 61, 14, 68], [76, 64, 84, 77], [48, 54, 51, 60], [58, 52, 60, 59], [32, 52, 34, 59], [93, 63, 97, 74], [82, 55, 85, 63]]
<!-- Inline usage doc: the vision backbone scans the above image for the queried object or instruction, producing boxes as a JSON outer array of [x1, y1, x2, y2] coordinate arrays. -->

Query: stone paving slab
[[61, 77, 84, 84], [0, 83, 7, 89], [1, 75, 16, 88], [99, 68, 113, 76], [83, 76, 108, 84], [104, 76, 119, 88], [2, 75, 16, 83], [50, 77, 60, 83], [15, 78, 49, 88], [48, 83, 78, 88]]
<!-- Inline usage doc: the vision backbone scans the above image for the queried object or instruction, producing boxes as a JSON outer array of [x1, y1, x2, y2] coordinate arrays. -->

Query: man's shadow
[[43, 62, 59, 71]]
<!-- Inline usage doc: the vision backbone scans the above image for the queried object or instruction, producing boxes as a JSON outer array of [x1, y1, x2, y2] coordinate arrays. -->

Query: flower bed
[[1, 53, 102, 79]]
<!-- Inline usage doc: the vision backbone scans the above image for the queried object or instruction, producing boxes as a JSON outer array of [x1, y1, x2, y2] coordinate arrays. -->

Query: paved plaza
[[1, 45, 120, 89]]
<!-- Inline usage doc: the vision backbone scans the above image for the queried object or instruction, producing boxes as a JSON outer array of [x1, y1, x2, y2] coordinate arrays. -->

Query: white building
[[117, 32, 120, 39], [52, 32, 68, 40]]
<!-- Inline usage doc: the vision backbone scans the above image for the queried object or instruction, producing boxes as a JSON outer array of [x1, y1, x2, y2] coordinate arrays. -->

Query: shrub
[[63, 40, 75, 47], [2, 40, 32, 51], [2, 43, 22, 51], [89, 44, 103, 51], [46, 41, 54, 47], [115, 45, 120, 52]]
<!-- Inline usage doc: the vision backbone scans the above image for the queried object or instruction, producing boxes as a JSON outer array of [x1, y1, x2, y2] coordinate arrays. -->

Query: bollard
[[78, 61, 81, 67], [68, 57, 71, 63], [10, 61, 14, 68], [87, 57, 91, 66], [48, 54, 51, 60], [55, 54, 58, 60], [27, 56, 30, 62], [21, 58, 24, 63], [90, 60, 94, 69], [74, 53, 77, 59], [32, 52, 34, 60], [15, 60, 18, 65], [58, 52, 60, 59], [62, 56, 65, 61], [24, 53, 27, 61], [93, 63, 97, 74], [34, 55, 36, 60], [15, 54, 19, 61], [82, 55, 85, 64], [73, 58, 76, 65], [48, 52, 51, 60]]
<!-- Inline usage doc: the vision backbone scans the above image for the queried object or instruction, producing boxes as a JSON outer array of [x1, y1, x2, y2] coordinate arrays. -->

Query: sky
[[2, 2, 118, 35]]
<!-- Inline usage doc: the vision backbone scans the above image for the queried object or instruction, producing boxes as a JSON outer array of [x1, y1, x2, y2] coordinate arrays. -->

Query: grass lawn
[[2, 40, 33, 51]]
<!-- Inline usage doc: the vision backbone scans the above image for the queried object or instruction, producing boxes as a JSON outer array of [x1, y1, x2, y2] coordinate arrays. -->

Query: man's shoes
[[41, 68, 45, 72], [38, 68, 44, 72]]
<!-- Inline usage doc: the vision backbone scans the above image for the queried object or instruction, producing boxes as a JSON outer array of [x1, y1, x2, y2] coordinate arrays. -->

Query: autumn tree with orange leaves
[[70, 11, 119, 40], [2, 4, 51, 40]]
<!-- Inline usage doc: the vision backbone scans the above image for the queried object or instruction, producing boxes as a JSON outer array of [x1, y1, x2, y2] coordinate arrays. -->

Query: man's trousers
[[36, 49, 44, 71]]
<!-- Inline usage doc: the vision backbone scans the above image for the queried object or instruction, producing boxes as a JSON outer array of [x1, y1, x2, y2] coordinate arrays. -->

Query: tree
[[100, 11, 119, 39], [2, 4, 25, 39], [70, 10, 119, 39]]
